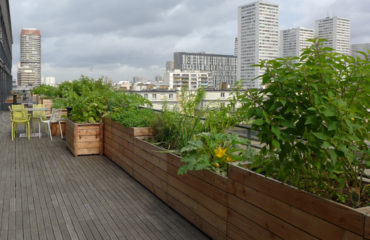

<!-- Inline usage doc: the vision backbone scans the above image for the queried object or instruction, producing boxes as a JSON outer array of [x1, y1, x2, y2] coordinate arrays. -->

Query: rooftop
[[0, 111, 208, 240]]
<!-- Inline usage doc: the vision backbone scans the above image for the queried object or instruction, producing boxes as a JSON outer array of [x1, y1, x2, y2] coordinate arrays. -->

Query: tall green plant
[[244, 38, 369, 207], [151, 88, 208, 151]]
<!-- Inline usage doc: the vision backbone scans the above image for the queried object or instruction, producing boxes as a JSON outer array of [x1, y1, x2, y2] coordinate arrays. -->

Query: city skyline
[[10, 0, 370, 83]]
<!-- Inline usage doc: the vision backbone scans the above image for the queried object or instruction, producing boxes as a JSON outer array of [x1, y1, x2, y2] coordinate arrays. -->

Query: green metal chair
[[10, 108, 31, 140], [12, 104, 25, 110], [32, 104, 46, 132]]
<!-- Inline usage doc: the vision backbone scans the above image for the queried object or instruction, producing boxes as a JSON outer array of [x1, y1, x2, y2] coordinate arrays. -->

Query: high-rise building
[[315, 17, 350, 55], [280, 27, 314, 58], [173, 52, 236, 89], [0, 0, 13, 110], [237, 1, 279, 89], [19, 28, 41, 86], [234, 37, 238, 56], [17, 66, 36, 86], [351, 43, 370, 59]]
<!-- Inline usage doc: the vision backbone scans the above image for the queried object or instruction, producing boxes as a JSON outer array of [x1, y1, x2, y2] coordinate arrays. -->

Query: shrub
[[244, 38, 369, 207]]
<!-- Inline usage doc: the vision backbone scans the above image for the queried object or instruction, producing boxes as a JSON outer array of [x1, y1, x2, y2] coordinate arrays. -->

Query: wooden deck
[[0, 112, 208, 240]]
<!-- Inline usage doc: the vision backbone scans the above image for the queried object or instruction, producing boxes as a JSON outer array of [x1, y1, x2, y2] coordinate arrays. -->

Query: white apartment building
[[315, 17, 351, 55], [351, 43, 370, 59], [164, 69, 211, 90], [133, 90, 237, 110], [19, 28, 41, 86], [237, 1, 279, 89], [280, 27, 314, 58], [173, 52, 236, 89], [42, 76, 56, 86]]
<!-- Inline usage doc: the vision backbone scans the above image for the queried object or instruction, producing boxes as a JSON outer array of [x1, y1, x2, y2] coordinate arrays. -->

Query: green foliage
[[178, 131, 255, 176], [242, 38, 369, 207], [150, 88, 208, 151], [31, 85, 58, 98], [110, 108, 154, 127], [151, 88, 241, 152]]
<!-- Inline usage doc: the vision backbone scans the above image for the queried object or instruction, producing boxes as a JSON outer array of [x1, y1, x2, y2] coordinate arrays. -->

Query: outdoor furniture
[[40, 109, 64, 140], [32, 104, 46, 132], [12, 104, 25, 110], [10, 107, 31, 140]]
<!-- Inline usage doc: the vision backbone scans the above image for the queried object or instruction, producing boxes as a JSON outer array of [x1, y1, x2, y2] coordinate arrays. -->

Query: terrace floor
[[0, 111, 208, 240]]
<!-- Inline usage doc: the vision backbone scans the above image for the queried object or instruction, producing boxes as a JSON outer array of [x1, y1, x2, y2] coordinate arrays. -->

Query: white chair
[[39, 108, 64, 140]]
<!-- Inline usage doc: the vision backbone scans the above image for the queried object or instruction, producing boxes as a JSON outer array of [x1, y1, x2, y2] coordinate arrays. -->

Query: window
[[144, 94, 148, 99], [169, 94, 173, 99], [221, 92, 225, 98], [152, 94, 156, 99]]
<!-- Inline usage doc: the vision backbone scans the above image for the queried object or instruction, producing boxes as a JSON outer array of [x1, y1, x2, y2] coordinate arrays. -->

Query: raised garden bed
[[66, 119, 103, 157], [103, 118, 370, 240]]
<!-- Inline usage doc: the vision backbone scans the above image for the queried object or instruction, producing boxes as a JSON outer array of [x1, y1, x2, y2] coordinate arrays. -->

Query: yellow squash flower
[[214, 146, 227, 158], [226, 156, 235, 162], [214, 163, 220, 168]]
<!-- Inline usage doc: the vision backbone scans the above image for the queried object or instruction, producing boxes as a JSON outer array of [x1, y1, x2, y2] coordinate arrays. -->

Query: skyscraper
[[19, 28, 41, 86], [315, 17, 350, 55], [237, 1, 279, 89], [280, 27, 314, 58], [174, 52, 236, 89]]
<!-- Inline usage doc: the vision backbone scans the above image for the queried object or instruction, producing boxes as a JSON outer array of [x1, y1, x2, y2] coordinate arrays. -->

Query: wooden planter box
[[51, 121, 66, 136], [103, 118, 370, 240], [66, 119, 103, 157]]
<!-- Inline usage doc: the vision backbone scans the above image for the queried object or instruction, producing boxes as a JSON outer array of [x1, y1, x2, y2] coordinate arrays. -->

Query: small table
[[18, 108, 51, 138]]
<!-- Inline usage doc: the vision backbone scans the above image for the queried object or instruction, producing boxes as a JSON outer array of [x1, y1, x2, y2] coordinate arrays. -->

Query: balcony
[[0, 111, 208, 240]]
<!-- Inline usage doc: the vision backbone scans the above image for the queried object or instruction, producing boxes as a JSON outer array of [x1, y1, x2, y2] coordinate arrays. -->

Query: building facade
[[132, 90, 237, 110], [351, 43, 370, 59], [19, 28, 41, 86], [164, 69, 211, 90], [280, 27, 314, 58], [315, 17, 351, 55], [237, 1, 279, 89], [173, 52, 236, 89], [0, 0, 13, 110]]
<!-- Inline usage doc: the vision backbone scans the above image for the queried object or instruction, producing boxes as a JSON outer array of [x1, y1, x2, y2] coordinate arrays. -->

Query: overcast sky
[[10, 0, 370, 83]]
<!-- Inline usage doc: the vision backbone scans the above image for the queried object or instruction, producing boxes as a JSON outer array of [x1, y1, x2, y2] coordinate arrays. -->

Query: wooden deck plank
[[0, 112, 208, 240]]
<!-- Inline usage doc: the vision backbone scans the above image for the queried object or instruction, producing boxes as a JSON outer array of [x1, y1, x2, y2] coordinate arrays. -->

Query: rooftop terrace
[[0, 111, 208, 240]]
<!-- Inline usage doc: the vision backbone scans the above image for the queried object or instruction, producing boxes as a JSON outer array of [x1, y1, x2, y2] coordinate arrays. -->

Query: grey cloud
[[10, 0, 370, 83]]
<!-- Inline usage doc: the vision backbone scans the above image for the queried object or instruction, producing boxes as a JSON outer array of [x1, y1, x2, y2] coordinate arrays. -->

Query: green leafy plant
[[31, 84, 58, 98], [150, 88, 208, 151], [110, 108, 154, 127], [178, 131, 255, 176], [243, 38, 369, 207]]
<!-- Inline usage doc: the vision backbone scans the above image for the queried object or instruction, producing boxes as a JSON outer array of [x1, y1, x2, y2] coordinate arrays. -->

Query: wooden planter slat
[[102, 118, 368, 240], [134, 138, 168, 161], [167, 184, 227, 237], [66, 119, 103, 157], [228, 209, 281, 240], [167, 174, 227, 219], [229, 194, 316, 240], [167, 164, 228, 206], [229, 180, 362, 240], [229, 164, 365, 235], [166, 194, 224, 240]]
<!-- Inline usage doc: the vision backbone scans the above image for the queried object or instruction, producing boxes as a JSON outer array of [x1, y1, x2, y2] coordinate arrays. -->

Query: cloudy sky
[[10, 0, 370, 83]]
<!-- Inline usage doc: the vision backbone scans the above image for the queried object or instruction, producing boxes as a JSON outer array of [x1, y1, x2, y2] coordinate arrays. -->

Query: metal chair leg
[[48, 122, 52, 140], [59, 121, 63, 139]]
